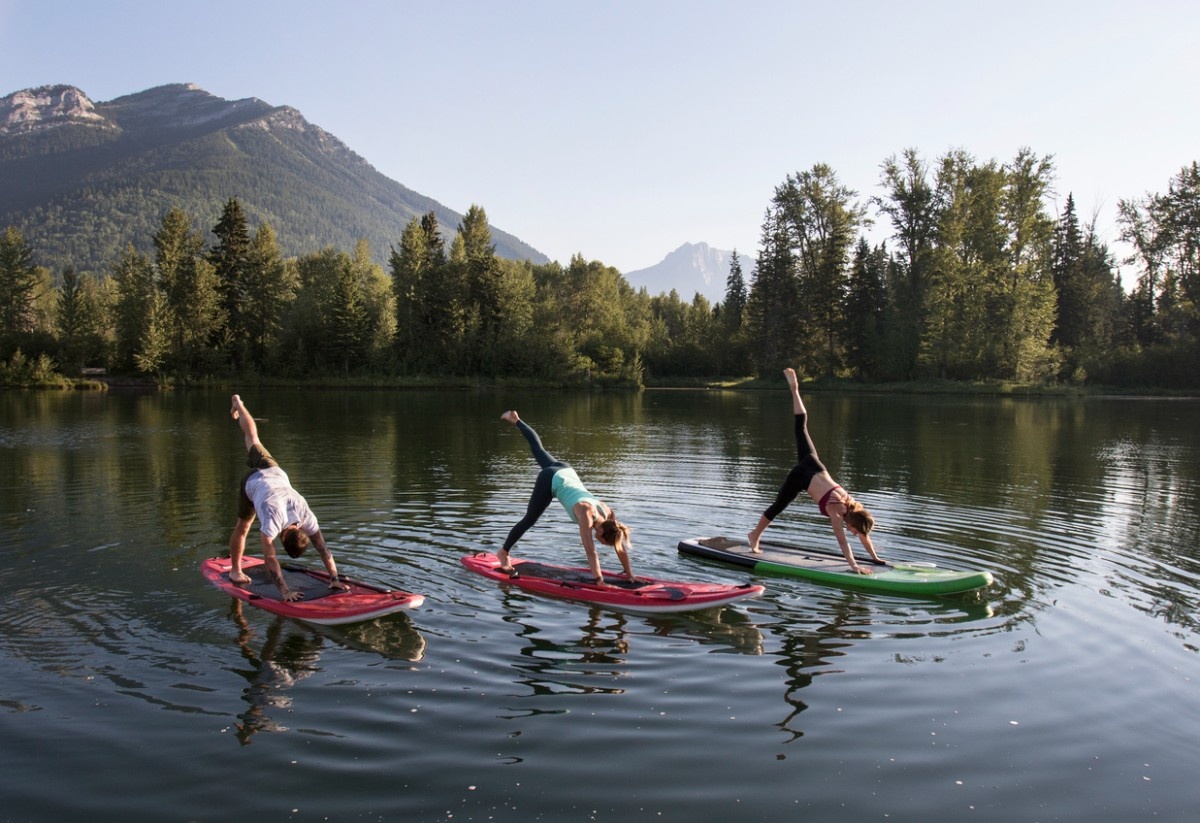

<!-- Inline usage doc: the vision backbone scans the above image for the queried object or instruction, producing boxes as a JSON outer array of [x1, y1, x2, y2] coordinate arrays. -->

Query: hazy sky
[[2, 0, 1196, 276]]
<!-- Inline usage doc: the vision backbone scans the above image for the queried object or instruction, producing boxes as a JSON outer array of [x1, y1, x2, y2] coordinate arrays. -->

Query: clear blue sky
[[2, 0, 1197, 276]]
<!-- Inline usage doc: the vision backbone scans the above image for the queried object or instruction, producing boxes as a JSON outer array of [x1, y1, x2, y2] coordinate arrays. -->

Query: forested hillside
[[0, 84, 546, 277], [2, 97, 1197, 390]]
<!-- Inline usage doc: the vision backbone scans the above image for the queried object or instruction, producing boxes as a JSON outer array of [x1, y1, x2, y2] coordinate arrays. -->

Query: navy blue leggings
[[502, 420, 569, 552], [762, 413, 826, 521]]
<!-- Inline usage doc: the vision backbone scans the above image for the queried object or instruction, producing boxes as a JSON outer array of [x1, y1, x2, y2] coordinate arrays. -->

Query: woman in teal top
[[496, 410, 636, 585]]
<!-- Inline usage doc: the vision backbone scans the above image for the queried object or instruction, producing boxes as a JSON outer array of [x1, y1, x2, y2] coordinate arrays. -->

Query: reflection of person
[[747, 369, 883, 574], [497, 410, 636, 585], [228, 600, 323, 745], [227, 394, 349, 600]]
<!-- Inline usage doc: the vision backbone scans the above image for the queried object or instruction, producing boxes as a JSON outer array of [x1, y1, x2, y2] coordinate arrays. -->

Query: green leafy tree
[[1116, 162, 1200, 386], [998, 148, 1058, 381], [773, 164, 865, 377]]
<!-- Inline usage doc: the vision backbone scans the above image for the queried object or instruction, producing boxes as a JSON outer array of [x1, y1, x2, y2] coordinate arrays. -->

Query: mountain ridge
[[0, 83, 548, 275], [622, 241, 745, 304]]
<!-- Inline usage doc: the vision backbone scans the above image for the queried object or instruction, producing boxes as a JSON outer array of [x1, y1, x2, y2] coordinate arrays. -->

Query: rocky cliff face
[[0, 82, 369, 169], [0, 84, 112, 135]]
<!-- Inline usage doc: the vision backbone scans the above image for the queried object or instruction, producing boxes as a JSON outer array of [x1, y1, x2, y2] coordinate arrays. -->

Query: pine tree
[[0, 226, 40, 355], [845, 239, 888, 380], [241, 224, 295, 370], [745, 207, 799, 376], [875, 149, 937, 379], [111, 243, 156, 371], [209, 199, 252, 367], [154, 207, 222, 373]]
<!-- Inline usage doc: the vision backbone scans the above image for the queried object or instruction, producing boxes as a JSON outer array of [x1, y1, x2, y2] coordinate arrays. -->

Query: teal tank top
[[551, 468, 604, 523]]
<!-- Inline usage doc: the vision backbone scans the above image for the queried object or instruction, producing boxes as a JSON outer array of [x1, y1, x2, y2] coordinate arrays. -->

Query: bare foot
[[747, 532, 762, 554], [495, 549, 518, 576], [500, 410, 520, 425], [783, 367, 798, 387]]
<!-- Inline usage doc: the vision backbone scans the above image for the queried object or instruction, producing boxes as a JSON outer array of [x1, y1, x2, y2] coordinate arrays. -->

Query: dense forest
[[2, 148, 1198, 389]]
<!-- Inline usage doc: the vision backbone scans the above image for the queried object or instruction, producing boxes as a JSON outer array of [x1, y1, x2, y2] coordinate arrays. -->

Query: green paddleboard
[[678, 536, 993, 596]]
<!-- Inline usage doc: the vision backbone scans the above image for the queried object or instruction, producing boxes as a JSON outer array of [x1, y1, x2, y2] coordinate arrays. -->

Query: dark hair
[[595, 510, 630, 547], [282, 527, 310, 558]]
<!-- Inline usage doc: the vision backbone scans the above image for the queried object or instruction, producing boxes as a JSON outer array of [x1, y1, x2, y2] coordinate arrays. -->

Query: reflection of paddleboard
[[678, 536, 994, 596], [460, 552, 764, 614], [201, 556, 425, 625]]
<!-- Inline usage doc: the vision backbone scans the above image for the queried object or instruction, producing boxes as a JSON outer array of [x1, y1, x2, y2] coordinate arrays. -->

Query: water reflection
[[226, 600, 324, 744], [223, 598, 427, 745]]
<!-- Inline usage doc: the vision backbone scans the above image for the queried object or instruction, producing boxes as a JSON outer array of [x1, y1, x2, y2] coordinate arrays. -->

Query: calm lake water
[[1, 388, 1197, 822]]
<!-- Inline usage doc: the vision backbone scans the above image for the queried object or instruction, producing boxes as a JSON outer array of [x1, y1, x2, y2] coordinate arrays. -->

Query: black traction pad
[[513, 561, 648, 590], [241, 565, 336, 602]]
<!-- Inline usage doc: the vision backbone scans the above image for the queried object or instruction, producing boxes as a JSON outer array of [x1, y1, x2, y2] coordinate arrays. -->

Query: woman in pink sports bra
[[746, 368, 883, 574]]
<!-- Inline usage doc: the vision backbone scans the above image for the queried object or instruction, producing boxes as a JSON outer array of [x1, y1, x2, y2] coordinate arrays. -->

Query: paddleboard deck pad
[[460, 552, 764, 614], [202, 556, 425, 625], [678, 536, 993, 595]]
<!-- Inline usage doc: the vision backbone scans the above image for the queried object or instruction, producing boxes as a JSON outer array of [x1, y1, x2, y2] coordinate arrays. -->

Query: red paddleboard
[[201, 556, 424, 625], [461, 552, 763, 614]]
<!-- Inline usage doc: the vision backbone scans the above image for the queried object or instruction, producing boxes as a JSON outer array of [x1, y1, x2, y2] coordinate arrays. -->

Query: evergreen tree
[[455, 205, 504, 373], [774, 164, 865, 377], [241, 224, 295, 370], [1051, 194, 1087, 351], [717, 249, 750, 375], [329, 249, 369, 374], [745, 207, 799, 375], [723, 249, 748, 333], [55, 265, 106, 373], [111, 243, 156, 371], [154, 207, 222, 373], [875, 149, 937, 379], [845, 239, 888, 379], [209, 198, 252, 367], [0, 226, 40, 356], [390, 216, 429, 362], [352, 237, 395, 369]]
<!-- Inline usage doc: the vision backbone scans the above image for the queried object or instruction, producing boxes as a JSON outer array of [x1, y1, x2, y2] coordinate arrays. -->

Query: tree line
[[2, 148, 1198, 389]]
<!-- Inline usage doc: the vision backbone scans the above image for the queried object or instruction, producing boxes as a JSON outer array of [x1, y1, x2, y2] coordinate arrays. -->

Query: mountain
[[622, 242, 748, 304], [0, 83, 548, 276]]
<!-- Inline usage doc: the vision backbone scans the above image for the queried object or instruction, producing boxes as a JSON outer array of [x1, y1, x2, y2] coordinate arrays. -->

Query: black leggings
[[762, 413, 826, 521], [502, 420, 569, 552]]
